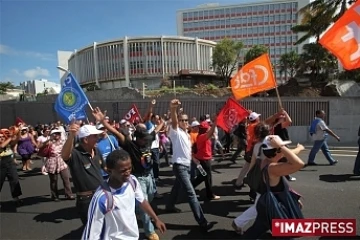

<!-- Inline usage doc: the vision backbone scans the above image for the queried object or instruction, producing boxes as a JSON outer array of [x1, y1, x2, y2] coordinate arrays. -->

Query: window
[[258, 27, 264, 34], [194, 12, 199, 18], [258, 5, 264, 11], [183, 13, 188, 19], [199, 11, 203, 18], [280, 15, 285, 21], [270, 4, 274, 10], [225, 8, 230, 15], [269, 15, 274, 22], [188, 12, 193, 18]]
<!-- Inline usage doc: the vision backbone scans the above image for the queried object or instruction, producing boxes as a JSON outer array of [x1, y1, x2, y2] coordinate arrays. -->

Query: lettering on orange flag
[[230, 53, 277, 100], [319, 1, 360, 70]]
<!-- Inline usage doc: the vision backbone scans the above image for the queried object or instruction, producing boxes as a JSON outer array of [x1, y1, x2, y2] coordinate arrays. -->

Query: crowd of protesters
[[0, 98, 359, 240]]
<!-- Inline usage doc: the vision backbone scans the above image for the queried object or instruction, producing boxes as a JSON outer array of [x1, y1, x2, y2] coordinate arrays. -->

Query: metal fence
[[0, 98, 329, 127]]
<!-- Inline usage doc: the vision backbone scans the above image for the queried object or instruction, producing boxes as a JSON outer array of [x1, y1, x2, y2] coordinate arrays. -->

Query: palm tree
[[279, 51, 300, 81], [292, 0, 357, 44]]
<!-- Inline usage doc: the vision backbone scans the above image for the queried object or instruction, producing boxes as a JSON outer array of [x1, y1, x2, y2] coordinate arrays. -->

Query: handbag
[[257, 165, 304, 229], [244, 146, 262, 192], [38, 144, 52, 158]]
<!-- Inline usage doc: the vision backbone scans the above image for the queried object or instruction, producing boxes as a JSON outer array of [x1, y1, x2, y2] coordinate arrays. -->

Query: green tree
[[298, 43, 338, 81], [0, 81, 15, 94], [292, 0, 357, 44], [244, 45, 268, 64], [279, 51, 300, 80], [212, 38, 244, 86]]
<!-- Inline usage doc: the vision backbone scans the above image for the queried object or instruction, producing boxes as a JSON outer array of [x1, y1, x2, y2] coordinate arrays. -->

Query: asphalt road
[[1, 146, 359, 240]]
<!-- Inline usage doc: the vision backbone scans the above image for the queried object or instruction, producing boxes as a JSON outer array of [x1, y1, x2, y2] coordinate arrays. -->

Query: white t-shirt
[[37, 135, 49, 144], [82, 175, 144, 240], [168, 126, 192, 167], [312, 118, 329, 141]]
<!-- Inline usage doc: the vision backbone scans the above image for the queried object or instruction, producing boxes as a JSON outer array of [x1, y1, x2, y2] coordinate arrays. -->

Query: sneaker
[[330, 160, 338, 166], [147, 233, 159, 240], [232, 221, 243, 235]]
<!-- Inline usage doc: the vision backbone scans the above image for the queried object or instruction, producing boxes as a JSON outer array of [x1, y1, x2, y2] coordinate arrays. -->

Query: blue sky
[[0, 0, 262, 85]]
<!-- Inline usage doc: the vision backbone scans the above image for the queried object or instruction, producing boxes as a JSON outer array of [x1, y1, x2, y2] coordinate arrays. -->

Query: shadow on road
[[33, 206, 78, 223], [0, 195, 51, 212], [173, 228, 238, 239], [319, 174, 360, 183], [56, 226, 84, 239]]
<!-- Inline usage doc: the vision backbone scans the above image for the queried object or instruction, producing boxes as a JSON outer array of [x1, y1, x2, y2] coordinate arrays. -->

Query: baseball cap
[[50, 129, 62, 135], [262, 135, 292, 150], [120, 119, 127, 125], [199, 121, 210, 129], [191, 121, 200, 127], [78, 125, 103, 139], [248, 112, 261, 122], [21, 126, 28, 130], [96, 124, 105, 130]]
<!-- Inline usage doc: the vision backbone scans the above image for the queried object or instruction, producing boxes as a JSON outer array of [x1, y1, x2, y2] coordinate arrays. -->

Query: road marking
[[331, 154, 357, 157], [330, 150, 358, 153]]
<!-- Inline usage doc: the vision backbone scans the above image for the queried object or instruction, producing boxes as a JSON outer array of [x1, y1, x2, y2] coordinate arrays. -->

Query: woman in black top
[[0, 130, 23, 206], [242, 135, 304, 239]]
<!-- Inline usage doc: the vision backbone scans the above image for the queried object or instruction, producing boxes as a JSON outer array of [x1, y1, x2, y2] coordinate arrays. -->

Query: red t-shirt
[[194, 133, 212, 161]]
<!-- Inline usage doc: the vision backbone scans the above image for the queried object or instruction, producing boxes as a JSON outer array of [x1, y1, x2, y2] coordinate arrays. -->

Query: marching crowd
[[1, 98, 360, 240]]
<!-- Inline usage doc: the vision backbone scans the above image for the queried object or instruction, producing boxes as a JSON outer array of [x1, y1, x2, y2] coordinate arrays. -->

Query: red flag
[[123, 104, 142, 123], [15, 117, 25, 126], [217, 98, 249, 133]]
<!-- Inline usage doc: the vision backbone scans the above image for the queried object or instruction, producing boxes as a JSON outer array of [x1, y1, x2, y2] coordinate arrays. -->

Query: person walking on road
[[307, 110, 340, 166]]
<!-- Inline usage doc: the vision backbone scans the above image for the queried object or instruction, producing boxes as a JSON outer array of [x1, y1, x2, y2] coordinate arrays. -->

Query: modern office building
[[20, 79, 61, 95], [176, 0, 312, 81], [58, 36, 217, 90]]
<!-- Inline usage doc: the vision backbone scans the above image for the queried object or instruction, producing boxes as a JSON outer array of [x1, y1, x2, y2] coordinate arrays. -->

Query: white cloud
[[0, 44, 54, 61], [23, 67, 50, 79]]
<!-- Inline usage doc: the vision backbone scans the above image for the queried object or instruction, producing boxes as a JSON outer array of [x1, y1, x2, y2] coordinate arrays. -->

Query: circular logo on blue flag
[[62, 91, 76, 107], [58, 87, 81, 111]]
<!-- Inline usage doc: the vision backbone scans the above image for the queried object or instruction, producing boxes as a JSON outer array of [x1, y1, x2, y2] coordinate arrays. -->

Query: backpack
[[100, 177, 137, 213], [244, 145, 262, 192]]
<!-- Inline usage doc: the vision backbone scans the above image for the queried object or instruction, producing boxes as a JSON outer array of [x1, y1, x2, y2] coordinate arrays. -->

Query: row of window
[[182, 2, 298, 19], [185, 24, 295, 37], [183, 13, 297, 29]]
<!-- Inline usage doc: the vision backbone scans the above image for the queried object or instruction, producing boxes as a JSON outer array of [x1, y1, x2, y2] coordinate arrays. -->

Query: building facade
[[20, 79, 61, 95], [176, 0, 311, 82], [60, 36, 217, 90]]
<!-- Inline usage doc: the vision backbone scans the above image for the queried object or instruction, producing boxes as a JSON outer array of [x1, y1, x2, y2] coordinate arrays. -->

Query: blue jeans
[[353, 138, 360, 174], [135, 174, 155, 236], [166, 163, 207, 225], [308, 138, 335, 164]]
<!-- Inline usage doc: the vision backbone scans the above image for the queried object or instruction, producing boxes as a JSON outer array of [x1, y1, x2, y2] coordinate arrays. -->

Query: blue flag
[[54, 72, 89, 123]]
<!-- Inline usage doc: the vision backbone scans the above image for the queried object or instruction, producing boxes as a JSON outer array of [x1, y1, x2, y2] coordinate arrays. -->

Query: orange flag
[[230, 53, 277, 100], [319, 1, 360, 70]]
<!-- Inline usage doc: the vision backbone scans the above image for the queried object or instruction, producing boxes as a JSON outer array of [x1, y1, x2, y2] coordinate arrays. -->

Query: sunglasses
[[180, 119, 189, 122]]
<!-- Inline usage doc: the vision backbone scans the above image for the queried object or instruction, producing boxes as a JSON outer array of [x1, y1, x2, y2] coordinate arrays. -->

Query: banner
[[230, 53, 277, 100], [123, 104, 141, 123], [54, 72, 89, 123], [216, 98, 249, 133], [319, 1, 360, 70]]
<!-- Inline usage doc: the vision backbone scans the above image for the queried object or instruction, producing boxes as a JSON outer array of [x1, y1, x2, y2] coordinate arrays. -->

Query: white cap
[[21, 126, 28, 130], [120, 119, 126, 124], [262, 135, 292, 150], [96, 124, 104, 130], [191, 121, 200, 127], [105, 116, 109, 120], [78, 125, 103, 138], [50, 129, 62, 135], [249, 112, 261, 122], [206, 119, 212, 123]]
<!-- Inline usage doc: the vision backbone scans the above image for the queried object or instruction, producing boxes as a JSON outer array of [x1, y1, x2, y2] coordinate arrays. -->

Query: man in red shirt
[[192, 120, 220, 200]]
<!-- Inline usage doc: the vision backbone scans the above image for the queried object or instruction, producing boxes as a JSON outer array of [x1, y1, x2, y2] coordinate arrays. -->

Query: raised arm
[[143, 99, 156, 122], [61, 121, 80, 161], [281, 109, 292, 128], [92, 107, 126, 145], [170, 99, 181, 130]]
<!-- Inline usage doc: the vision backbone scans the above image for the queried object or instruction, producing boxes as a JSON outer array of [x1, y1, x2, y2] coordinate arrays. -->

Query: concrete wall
[[1, 93, 359, 144], [287, 98, 360, 144]]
